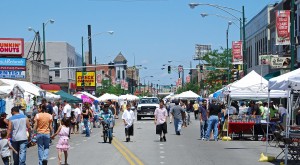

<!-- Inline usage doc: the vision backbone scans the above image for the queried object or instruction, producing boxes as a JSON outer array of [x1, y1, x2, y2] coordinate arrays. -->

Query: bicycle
[[102, 119, 113, 143]]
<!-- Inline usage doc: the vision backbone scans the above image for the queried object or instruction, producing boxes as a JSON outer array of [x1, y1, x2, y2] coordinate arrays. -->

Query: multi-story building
[[126, 66, 139, 94], [113, 52, 127, 83], [24, 42, 82, 92], [245, 4, 274, 75]]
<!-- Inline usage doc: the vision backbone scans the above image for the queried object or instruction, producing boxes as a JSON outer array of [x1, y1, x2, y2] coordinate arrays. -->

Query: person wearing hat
[[0, 113, 8, 130], [99, 103, 114, 142]]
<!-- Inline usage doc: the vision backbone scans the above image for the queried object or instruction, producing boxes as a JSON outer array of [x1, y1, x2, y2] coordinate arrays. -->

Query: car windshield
[[139, 98, 159, 104]]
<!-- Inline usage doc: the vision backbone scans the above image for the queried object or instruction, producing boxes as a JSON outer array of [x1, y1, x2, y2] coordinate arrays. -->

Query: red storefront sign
[[276, 10, 290, 45], [232, 41, 243, 65], [0, 38, 24, 57]]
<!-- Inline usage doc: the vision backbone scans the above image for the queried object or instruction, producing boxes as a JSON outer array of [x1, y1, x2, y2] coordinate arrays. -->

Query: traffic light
[[200, 65, 203, 73], [168, 65, 171, 74], [232, 70, 239, 81], [49, 76, 53, 84]]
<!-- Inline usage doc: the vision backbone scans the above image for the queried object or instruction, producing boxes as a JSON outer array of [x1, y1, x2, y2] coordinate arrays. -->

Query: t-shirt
[[193, 103, 199, 111], [154, 107, 168, 125], [208, 104, 220, 116], [53, 105, 58, 120], [278, 107, 287, 116], [9, 114, 28, 142], [199, 106, 207, 120], [46, 104, 53, 115], [122, 109, 134, 128], [99, 110, 113, 121], [0, 139, 10, 158], [63, 104, 72, 118], [170, 105, 185, 120], [74, 108, 81, 119], [35, 113, 53, 134]]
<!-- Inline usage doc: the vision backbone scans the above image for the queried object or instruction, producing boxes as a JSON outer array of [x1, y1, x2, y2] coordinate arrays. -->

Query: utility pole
[[291, 0, 295, 71], [88, 25, 92, 65]]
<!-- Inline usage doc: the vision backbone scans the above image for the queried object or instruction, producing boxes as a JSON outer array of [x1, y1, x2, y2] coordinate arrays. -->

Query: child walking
[[0, 130, 18, 165], [51, 118, 70, 165]]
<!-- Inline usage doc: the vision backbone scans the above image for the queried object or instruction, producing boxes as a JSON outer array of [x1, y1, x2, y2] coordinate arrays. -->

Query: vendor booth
[[174, 90, 200, 100], [269, 68, 300, 164]]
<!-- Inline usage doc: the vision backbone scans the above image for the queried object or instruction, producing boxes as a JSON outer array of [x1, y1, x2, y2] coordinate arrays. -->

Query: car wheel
[[137, 116, 141, 121]]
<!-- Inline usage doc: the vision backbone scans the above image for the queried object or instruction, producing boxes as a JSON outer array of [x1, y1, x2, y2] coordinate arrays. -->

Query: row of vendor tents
[[0, 78, 139, 103]]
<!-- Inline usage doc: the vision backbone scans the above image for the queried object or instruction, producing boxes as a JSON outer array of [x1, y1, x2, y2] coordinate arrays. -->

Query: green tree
[[96, 79, 129, 96], [201, 49, 232, 95]]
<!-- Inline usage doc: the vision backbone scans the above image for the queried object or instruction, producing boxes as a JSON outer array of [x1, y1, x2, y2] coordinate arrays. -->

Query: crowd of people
[[162, 98, 290, 142], [0, 97, 136, 165]]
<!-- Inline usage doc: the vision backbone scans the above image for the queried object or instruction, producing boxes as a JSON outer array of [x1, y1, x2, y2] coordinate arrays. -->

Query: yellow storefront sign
[[76, 71, 96, 87]]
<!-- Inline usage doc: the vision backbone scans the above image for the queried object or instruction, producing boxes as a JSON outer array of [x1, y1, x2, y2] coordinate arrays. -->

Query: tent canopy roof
[[269, 68, 300, 90], [55, 90, 82, 103]]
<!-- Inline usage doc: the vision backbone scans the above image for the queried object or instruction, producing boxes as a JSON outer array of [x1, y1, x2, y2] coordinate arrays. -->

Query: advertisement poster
[[0, 38, 24, 57], [259, 55, 278, 65], [232, 41, 243, 64], [276, 10, 290, 45], [0, 58, 26, 79], [76, 71, 96, 91], [194, 44, 211, 60], [270, 57, 291, 68]]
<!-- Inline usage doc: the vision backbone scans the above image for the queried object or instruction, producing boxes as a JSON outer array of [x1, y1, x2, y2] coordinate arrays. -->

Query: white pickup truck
[[136, 97, 159, 120]]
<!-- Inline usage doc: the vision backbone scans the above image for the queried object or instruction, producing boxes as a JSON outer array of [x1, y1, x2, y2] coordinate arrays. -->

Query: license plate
[[147, 113, 151, 115]]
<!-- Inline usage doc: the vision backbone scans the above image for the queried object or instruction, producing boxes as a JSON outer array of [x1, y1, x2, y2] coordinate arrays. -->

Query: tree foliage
[[96, 79, 128, 97]]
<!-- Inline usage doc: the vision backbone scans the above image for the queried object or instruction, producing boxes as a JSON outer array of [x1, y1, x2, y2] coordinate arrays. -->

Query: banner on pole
[[232, 41, 243, 64], [276, 10, 290, 45]]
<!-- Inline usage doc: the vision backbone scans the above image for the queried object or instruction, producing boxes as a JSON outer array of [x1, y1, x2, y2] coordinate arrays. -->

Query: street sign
[[206, 66, 216, 71]]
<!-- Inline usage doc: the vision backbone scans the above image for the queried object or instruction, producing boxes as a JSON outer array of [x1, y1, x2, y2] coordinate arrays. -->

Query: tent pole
[[284, 89, 291, 165], [227, 95, 230, 140], [266, 89, 270, 155]]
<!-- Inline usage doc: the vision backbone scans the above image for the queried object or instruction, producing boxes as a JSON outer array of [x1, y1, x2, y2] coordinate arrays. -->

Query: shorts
[[125, 125, 134, 136], [156, 122, 167, 135]]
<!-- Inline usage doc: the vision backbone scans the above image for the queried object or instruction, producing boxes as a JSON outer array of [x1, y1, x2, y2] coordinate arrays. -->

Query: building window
[[54, 62, 60, 77], [117, 70, 120, 79]]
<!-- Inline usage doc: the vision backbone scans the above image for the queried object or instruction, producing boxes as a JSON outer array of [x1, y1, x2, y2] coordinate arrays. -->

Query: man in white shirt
[[52, 102, 59, 133], [63, 100, 71, 118], [122, 104, 135, 142], [74, 103, 81, 134]]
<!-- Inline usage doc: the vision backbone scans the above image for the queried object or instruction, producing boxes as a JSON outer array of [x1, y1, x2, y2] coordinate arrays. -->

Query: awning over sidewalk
[[40, 84, 61, 92]]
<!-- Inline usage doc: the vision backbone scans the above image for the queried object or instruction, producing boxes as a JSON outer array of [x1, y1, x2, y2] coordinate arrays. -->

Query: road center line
[[112, 140, 135, 165], [113, 137, 144, 165]]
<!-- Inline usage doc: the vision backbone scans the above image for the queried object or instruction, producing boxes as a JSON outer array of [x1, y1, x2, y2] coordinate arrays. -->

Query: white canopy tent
[[98, 93, 119, 102], [228, 70, 287, 99], [45, 92, 60, 101], [118, 94, 139, 101], [174, 90, 200, 100], [0, 79, 44, 97], [268, 68, 300, 165], [0, 83, 24, 98]]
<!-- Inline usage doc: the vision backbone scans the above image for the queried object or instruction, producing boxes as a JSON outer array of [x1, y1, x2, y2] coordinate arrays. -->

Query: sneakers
[[201, 137, 205, 140], [42, 160, 48, 165], [163, 136, 166, 142], [160, 137, 163, 142], [126, 137, 130, 142]]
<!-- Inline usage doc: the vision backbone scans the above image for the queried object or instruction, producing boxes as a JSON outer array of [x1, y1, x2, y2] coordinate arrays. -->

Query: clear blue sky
[[1, 0, 278, 85]]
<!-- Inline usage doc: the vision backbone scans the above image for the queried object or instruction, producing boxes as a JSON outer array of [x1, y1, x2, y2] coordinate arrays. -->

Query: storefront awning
[[40, 84, 61, 92], [263, 71, 281, 80]]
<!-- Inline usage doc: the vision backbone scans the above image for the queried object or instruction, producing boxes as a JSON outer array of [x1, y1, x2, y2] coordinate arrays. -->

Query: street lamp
[[81, 31, 114, 91], [200, 13, 240, 30], [42, 19, 55, 64], [189, 3, 247, 74], [227, 21, 232, 84]]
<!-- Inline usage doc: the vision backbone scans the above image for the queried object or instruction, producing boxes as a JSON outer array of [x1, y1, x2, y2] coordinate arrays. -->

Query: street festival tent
[[268, 68, 300, 164], [118, 94, 139, 101], [223, 70, 288, 158], [55, 90, 82, 103], [0, 79, 44, 97], [45, 92, 60, 101], [227, 70, 288, 99], [98, 93, 119, 102], [174, 90, 200, 100], [0, 80, 24, 98]]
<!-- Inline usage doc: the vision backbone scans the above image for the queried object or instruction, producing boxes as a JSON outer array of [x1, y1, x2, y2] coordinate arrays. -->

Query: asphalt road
[[23, 113, 285, 165]]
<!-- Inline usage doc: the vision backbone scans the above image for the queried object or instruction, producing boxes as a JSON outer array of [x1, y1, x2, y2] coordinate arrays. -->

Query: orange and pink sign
[[0, 38, 24, 57]]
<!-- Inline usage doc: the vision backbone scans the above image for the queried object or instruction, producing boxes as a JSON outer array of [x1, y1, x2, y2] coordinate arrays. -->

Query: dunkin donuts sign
[[0, 38, 24, 57]]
